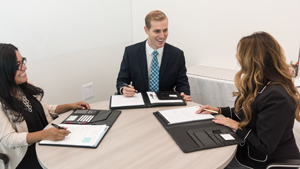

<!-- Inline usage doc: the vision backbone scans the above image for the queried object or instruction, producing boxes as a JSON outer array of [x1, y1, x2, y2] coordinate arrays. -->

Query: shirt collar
[[146, 39, 164, 56]]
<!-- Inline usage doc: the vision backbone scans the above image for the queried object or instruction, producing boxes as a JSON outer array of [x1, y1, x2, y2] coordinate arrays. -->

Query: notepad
[[110, 93, 145, 107], [39, 124, 109, 148], [157, 106, 214, 125]]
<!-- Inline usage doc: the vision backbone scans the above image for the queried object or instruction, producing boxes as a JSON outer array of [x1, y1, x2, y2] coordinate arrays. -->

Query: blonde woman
[[197, 32, 300, 169]]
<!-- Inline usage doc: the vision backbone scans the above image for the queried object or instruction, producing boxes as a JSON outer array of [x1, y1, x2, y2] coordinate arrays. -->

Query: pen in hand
[[51, 123, 71, 133], [197, 106, 219, 114], [123, 83, 137, 93]]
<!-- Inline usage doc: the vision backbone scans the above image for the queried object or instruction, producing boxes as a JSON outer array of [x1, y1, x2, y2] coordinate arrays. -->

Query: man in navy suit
[[116, 10, 191, 101]]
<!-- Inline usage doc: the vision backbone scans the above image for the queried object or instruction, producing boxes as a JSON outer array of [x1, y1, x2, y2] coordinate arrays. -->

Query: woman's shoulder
[[258, 84, 294, 104], [264, 84, 289, 96], [254, 84, 295, 116]]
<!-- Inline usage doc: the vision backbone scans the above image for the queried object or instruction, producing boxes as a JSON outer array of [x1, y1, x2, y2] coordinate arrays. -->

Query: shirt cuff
[[119, 86, 124, 95], [220, 107, 231, 117]]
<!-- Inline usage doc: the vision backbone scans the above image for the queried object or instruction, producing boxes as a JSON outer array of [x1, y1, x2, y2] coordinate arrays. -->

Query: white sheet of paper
[[158, 106, 214, 125], [220, 134, 235, 140], [294, 77, 300, 87], [39, 124, 108, 147], [111, 93, 145, 107], [146, 92, 183, 104]]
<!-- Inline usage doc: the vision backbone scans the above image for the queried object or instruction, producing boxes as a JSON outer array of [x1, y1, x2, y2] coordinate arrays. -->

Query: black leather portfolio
[[109, 91, 186, 109], [60, 109, 120, 125], [39, 109, 121, 148], [153, 111, 245, 153]]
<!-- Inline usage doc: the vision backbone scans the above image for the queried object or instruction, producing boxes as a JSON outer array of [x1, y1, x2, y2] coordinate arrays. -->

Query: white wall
[[0, 0, 132, 105], [26, 42, 130, 104], [1, 1, 132, 61], [132, 0, 300, 70], [1, 0, 300, 105]]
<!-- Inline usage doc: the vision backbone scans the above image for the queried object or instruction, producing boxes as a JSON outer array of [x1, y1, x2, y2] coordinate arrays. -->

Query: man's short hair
[[145, 10, 167, 29]]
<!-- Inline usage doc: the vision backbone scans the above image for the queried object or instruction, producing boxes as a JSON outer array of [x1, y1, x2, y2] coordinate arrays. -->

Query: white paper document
[[111, 93, 145, 107], [294, 77, 300, 87], [158, 106, 214, 125], [39, 124, 108, 147], [220, 134, 235, 140], [146, 92, 184, 104]]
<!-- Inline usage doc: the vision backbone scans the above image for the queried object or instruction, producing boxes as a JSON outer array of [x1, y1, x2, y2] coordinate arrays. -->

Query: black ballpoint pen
[[51, 123, 71, 133], [150, 94, 154, 99], [123, 83, 138, 93]]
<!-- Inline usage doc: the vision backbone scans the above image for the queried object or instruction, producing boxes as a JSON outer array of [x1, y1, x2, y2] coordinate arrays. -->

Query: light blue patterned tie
[[150, 50, 159, 92]]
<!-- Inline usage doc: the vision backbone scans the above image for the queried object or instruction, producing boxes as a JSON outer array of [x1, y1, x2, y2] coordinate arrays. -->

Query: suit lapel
[[139, 40, 149, 90], [160, 43, 170, 81]]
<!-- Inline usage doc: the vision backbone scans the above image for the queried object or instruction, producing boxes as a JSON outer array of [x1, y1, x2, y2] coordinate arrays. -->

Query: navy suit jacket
[[116, 40, 190, 95]]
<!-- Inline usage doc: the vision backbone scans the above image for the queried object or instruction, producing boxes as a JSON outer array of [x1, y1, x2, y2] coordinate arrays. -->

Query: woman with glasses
[[196, 32, 300, 169], [0, 43, 91, 169]]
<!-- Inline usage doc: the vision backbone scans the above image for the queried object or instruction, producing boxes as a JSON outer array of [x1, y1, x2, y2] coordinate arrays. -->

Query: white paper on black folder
[[110, 92, 186, 109], [110, 93, 145, 108], [39, 124, 109, 148], [158, 106, 214, 125], [146, 92, 184, 104]]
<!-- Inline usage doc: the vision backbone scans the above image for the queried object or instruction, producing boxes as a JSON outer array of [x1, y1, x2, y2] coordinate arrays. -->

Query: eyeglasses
[[16, 57, 27, 70]]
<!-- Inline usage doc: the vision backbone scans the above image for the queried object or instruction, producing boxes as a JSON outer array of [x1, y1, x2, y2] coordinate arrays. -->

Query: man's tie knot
[[152, 50, 158, 57]]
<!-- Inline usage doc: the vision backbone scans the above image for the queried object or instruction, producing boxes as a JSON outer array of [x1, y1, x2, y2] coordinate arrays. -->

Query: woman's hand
[[55, 101, 91, 114], [42, 127, 70, 141], [27, 127, 70, 144], [195, 105, 219, 114], [70, 101, 91, 110], [212, 116, 239, 132]]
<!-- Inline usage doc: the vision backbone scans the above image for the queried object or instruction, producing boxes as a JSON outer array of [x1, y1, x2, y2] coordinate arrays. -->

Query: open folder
[[109, 91, 186, 109], [39, 109, 121, 148], [157, 106, 214, 125], [39, 124, 109, 148], [154, 106, 244, 153]]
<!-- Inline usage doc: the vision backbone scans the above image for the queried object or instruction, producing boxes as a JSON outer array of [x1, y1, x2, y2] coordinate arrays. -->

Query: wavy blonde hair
[[234, 32, 300, 128]]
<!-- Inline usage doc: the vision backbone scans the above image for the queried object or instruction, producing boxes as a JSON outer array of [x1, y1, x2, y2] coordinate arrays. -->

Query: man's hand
[[122, 85, 137, 97], [180, 92, 192, 101]]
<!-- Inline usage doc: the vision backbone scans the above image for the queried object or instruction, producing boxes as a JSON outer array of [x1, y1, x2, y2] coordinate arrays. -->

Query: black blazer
[[116, 40, 190, 95], [221, 84, 300, 169]]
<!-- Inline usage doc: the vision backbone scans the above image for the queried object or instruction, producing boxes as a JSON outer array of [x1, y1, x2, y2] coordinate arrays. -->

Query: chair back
[[293, 119, 300, 149], [0, 153, 9, 169], [266, 120, 300, 169]]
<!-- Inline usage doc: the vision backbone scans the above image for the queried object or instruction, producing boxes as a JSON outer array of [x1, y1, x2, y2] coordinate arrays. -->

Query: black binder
[[39, 109, 121, 148], [60, 109, 120, 126], [109, 91, 186, 109], [153, 112, 244, 153]]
